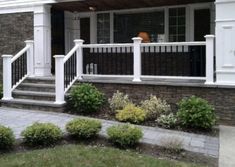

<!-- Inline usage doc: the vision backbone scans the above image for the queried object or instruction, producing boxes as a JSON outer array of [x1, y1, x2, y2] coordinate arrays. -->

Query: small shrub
[[116, 104, 146, 124], [160, 137, 183, 154], [0, 125, 15, 149], [21, 123, 63, 147], [107, 124, 143, 147], [66, 118, 102, 139], [68, 83, 105, 113], [157, 113, 178, 129], [108, 91, 131, 113], [177, 96, 216, 130], [140, 95, 171, 120]]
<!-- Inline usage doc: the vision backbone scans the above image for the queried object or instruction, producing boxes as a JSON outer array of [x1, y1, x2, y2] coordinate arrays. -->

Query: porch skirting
[[79, 80, 235, 126]]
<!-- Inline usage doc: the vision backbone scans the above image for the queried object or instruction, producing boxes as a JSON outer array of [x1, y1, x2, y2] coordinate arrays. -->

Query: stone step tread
[[13, 90, 55, 97], [27, 76, 55, 81], [20, 83, 55, 88], [1, 99, 63, 107]]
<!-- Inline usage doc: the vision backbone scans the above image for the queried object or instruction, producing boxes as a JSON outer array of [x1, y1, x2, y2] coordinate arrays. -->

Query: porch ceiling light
[[89, 6, 96, 11]]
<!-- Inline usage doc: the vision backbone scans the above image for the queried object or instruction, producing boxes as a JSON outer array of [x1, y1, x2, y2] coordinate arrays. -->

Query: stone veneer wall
[[0, 12, 34, 82], [88, 82, 235, 126]]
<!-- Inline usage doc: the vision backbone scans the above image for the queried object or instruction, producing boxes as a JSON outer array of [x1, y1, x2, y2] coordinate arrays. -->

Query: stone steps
[[1, 77, 65, 112]]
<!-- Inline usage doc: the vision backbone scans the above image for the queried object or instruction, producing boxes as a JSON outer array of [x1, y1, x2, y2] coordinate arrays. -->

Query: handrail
[[141, 41, 206, 47], [63, 44, 79, 63], [82, 43, 133, 48], [11, 45, 30, 63]]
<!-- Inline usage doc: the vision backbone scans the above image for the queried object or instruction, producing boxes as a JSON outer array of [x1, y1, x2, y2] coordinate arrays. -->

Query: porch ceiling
[[52, 0, 214, 12]]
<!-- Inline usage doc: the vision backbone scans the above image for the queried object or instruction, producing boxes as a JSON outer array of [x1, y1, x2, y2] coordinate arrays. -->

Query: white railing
[[54, 35, 215, 104], [2, 40, 34, 100]]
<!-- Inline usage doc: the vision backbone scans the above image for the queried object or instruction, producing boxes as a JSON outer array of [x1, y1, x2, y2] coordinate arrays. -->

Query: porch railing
[[54, 35, 215, 104], [2, 40, 34, 100]]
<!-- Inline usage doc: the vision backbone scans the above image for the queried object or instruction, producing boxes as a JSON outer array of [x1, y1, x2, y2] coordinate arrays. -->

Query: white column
[[132, 37, 142, 82], [74, 39, 84, 80], [215, 0, 235, 85], [25, 40, 34, 77], [2, 55, 13, 100], [54, 55, 65, 104], [205, 35, 215, 84], [34, 5, 52, 77]]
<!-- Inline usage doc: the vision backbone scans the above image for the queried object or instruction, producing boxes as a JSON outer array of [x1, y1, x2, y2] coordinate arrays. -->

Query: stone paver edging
[[0, 107, 219, 158]]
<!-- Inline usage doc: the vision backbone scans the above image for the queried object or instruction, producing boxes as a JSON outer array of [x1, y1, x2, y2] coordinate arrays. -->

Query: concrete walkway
[[0, 107, 219, 158], [219, 125, 235, 167]]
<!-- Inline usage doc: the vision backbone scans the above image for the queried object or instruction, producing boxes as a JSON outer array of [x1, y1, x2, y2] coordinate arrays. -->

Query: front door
[[194, 9, 211, 41], [80, 18, 90, 44]]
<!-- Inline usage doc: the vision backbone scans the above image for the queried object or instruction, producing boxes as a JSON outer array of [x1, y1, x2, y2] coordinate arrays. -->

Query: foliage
[[0, 84, 3, 99], [177, 96, 216, 130], [160, 137, 183, 154], [21, 123, 63, 147], [116, 103, 146, 124], [68, 83, 105, 114], [140, 95, 171, 120], [66, 118, 102, 139], [0, 125, 15, 149], [108, 91, 131, 114], [157, 113, 178, 129], [107, 124, 143, 147]]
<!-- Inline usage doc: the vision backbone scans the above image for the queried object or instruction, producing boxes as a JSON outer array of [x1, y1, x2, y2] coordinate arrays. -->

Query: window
[[169, 7, 186, 42], [114, 11, 165, 43], [97, 13, 110, 43]]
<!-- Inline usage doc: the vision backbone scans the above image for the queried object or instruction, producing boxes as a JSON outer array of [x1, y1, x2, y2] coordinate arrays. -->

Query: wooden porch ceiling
[[52, 0, 214, 12]]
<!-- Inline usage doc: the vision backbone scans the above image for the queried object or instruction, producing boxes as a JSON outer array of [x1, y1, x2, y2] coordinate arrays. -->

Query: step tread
[[13, 90, 55, 97], [1, 98, 63, 107], [20, 83, 55, 88], [27, 76, 55, 81]]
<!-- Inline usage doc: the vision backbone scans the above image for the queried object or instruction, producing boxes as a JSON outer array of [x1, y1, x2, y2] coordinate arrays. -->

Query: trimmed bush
[[66, 118, 102, 139], [157, 113, 178, 129], [107, 124, 143, 147], [0, 125, 15, 149], [68, 83, 105, 113], [116, 104, 146, 124], [177, 96, 216, 130], [140, 95, 171, 120], [21, 123, 63, 147], [108, 91, 131, 113]]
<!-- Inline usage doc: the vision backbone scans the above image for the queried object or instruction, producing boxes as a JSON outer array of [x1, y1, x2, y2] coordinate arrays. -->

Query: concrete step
[[13, 90, 55, 101], [1, 98, 64, 112], [24, 77, 55, 84], [17, 83, 55, 92]]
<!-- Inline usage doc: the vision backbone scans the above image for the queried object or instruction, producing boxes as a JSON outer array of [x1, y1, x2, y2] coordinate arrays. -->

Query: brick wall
[[0, 12, 33, 82], [89, 82, 235, 126]]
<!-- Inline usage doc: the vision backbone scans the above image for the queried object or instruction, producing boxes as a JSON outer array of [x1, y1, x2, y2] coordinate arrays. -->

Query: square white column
[[33, 5, 52, 76]]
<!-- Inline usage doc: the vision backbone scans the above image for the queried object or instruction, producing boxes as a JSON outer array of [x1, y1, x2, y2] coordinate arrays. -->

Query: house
[[0, 0, 235, 125]]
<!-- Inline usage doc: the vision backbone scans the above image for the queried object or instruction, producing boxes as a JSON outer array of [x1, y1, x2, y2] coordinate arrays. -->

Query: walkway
[[0, 107, 219, 158], [219, 125, 235, 167]]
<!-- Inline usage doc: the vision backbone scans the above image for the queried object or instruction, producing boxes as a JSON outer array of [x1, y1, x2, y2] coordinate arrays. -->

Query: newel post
[[74, 39, 84, 80], [25, 40, 34, 76], [132, 37, 142, 82], [2, 55, 13, 100], [205, 35, 215, 84], [54, 55, 65, 104]]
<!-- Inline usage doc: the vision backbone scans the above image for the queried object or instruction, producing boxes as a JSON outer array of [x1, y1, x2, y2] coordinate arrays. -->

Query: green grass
[[0, 144, 201, 167]]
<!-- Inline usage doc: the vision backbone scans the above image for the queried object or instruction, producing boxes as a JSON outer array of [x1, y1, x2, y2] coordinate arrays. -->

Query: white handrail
[[11, 45, 30, 63], [141, 41, 206, 47], [82, 43, 133, 48], [63, 44, 79, 63]]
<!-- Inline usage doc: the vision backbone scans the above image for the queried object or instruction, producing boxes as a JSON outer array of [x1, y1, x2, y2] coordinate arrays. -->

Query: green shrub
[[66, 118, 102, 139], [68, 83, 105, 113], [157, 113, 178, 129], [0, 84, 2, 99], [177, 96, 216, 130], [0, 125, 15, 149], [108, 91, 131, 113], [21, 123, 63, 147], [140, 95, 171, 120], [116, 104, 146, 124], [107, 124, 143, 147]]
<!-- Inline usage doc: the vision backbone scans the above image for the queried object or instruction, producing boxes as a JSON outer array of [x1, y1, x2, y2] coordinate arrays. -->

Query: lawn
[[0, 144, 202, 167]]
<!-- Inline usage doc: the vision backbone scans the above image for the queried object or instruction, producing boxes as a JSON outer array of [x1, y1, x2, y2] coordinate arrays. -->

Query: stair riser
[[24, 79, 55, 85], [1, 103, 64, 112], [17, 86, 55, 92], [12, 94, 55, 101]]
